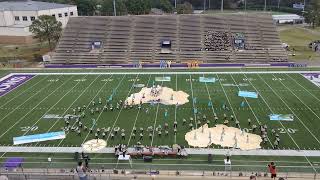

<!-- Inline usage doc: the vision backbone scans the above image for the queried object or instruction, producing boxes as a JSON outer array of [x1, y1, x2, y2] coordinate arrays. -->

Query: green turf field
[[1, 71, 320, 149], [1, 70, 320, 173]]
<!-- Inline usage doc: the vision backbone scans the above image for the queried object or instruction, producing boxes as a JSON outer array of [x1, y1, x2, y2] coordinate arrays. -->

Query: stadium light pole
[[113, 0, 116, 16], [221, 0, 224, 11]]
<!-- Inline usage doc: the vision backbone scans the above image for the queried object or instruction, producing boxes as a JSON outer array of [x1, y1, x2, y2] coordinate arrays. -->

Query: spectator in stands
[[268, 162, 277, 180], [204, 31, 231, 51], [249, 174, 256, 180], [76, 161, 88, 180]]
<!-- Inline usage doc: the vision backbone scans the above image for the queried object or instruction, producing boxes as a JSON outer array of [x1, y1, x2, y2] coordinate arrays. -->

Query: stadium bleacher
[[51, 13, 288, 65]]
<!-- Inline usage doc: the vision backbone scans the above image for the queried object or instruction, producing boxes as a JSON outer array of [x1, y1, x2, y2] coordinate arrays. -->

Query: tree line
[[36, 0, 310, 15]]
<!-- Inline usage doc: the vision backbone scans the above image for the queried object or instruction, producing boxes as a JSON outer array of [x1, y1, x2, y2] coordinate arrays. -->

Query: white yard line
[[202, 74, 216, 115], [269, 74, 320, 145], [3, 146, 320, 158], [8, 71, 320, 76], [0, 74, 36, 98], [230, 74, 274, 148], [0, 75, 65, 138], [215, 74, 239, 125], [0, 75, 72, 159], [174, 74, 178, 144], [253, 74, 314, 147], [289, 74, 320, 103], [256, 73, 317, 172], [0, 76, 48, 108], [150, 75, 165, 147], [105, 74, 140, 143], [126, 75, 152, 146], [47, 75, 103, 147], [81, 75, 126, 144], [188, 74, 197, 129], [19, 75, 78, 136], [0, 76, 61, 124]]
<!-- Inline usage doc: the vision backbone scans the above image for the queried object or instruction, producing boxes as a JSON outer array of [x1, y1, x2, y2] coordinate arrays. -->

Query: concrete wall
[[0, 27, 31, 36], [0, 11, 14, 26], [0, 5, 77, 31], [13, 11, 38, 26], [0, 12, 5, 26], [38, 6, 78, 28]]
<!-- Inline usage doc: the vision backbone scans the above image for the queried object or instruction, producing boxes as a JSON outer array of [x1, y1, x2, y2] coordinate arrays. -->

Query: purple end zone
[[0, 74, 35, 97], [301, 73, 320, 77]]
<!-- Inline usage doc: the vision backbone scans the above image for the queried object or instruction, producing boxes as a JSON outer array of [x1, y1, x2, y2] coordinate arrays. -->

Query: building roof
[[272, 14, 304, 21], [0, 0, 75, 11]]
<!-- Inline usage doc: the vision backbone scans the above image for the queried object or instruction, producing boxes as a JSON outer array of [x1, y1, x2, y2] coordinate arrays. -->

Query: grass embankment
[[0, 43, 50, 62], [279, 26, 320, 61]]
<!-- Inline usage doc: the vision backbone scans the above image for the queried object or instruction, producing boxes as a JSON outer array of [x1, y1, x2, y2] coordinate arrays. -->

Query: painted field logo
[[0, 74, 34, 96]]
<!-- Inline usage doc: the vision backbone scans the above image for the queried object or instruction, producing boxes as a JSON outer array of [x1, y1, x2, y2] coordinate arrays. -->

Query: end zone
[[0, 74, 35, 97]]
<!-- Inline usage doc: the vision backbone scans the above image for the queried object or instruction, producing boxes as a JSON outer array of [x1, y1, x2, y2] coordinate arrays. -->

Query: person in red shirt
[[268, 162, 277, 179]]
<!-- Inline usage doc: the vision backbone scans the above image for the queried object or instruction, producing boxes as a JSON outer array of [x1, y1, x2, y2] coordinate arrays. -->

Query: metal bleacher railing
[[0, 161, 319, 180]]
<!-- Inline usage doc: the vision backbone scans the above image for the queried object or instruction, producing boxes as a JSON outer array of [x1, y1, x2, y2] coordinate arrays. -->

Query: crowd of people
[[204, 31, 231, 51]]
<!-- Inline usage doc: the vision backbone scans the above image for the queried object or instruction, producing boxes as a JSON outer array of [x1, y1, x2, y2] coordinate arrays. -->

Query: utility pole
[[277, 0, 280, 9], [175, 0, 177, 9], [113, 0, 116, 16], [209, 0, 211, 9], [264, 0, 267, 11], [221, 0, 224, 11], [244, 0, 247, 11], [204, 0, 206, 11]]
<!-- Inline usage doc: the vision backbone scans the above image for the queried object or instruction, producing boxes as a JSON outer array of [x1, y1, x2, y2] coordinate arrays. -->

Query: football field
[[1, 70, 320, 171]]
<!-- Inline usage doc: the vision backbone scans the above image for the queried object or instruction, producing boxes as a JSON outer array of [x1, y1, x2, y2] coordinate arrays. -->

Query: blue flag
[[193, 108, 198, 114], [240, 101, 246, 107], [193, 97, 197, 104]]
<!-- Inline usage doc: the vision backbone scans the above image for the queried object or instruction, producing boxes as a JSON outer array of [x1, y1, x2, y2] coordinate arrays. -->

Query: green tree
[[126, 0, 151, 15], [150, 0, 173, 13], [177, 2, 193, 14], [75, 0, 97, 15], [159, 0, 174, 13], [29, 15, 62, 50], [101, 0, 127, 15], [304, 0, 320, 28]]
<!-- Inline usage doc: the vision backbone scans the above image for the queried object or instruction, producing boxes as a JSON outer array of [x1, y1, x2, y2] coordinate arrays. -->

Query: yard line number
[[272, 78, 285, 81], [48, 79, 59, 82], [20, 126, 38, 132], [278, 128, 298, 134], [242, 128, 298, 134], [74, 79, 87, 82], [101, 78, 113, 82]]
